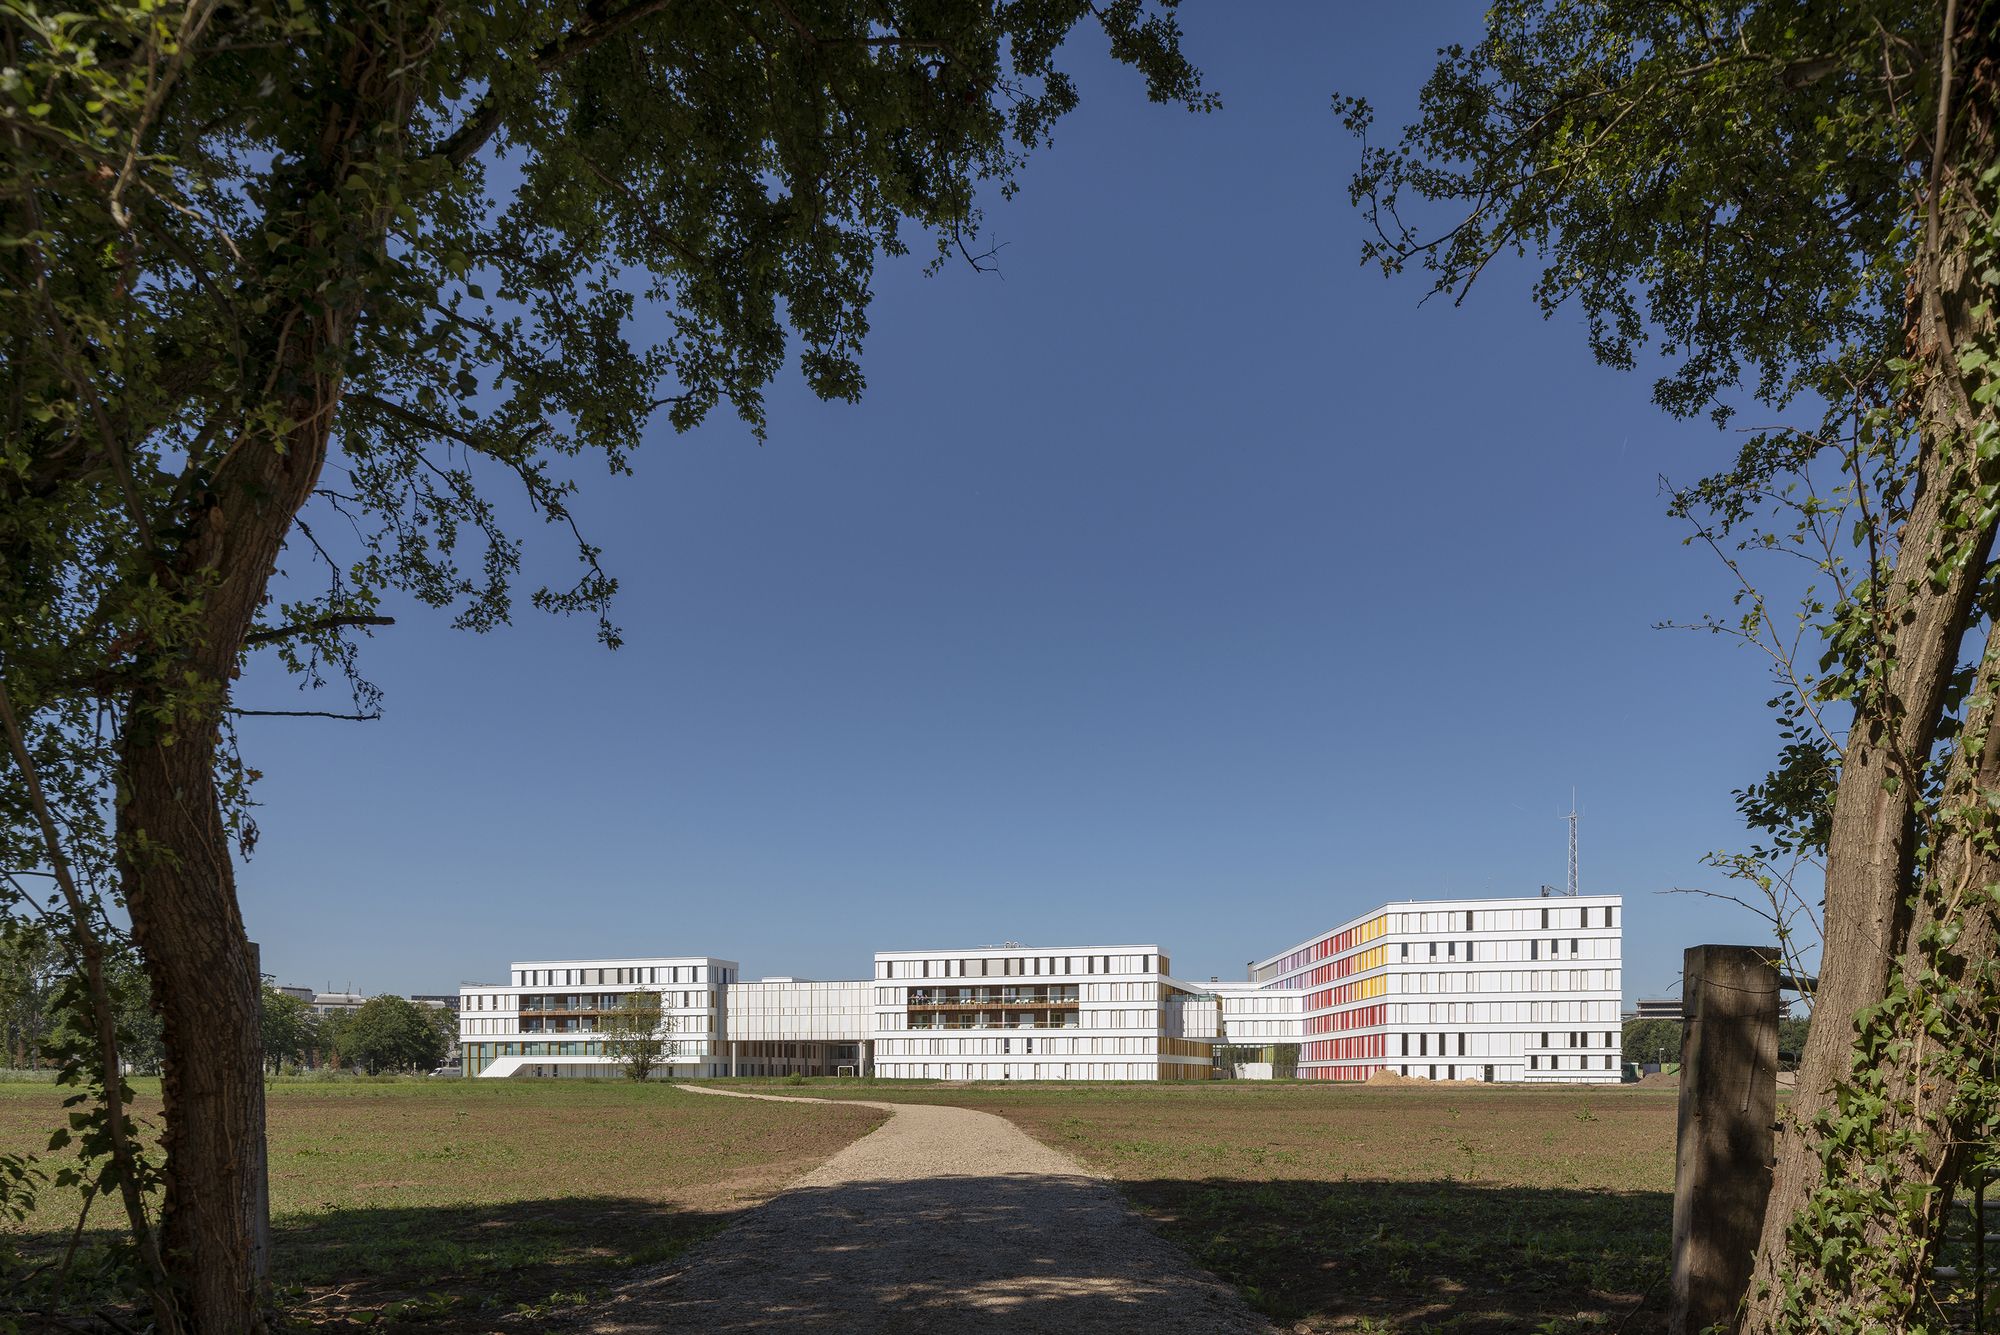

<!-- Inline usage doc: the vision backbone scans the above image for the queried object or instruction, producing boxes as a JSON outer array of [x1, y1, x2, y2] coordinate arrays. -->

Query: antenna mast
[[1565, 791, 1579, 896]]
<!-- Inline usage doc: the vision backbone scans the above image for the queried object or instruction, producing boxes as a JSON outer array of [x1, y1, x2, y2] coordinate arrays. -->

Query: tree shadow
[[3, 1196, 742, 1331], [1125, 1176, 1672, 1333], [581, 1173, 1667, 1334], [5, 1178, 1668, 1333], [268, 1195, 741, 1327]]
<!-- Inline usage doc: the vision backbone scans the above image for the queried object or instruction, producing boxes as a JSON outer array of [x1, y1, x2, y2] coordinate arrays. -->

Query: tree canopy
[[1346, 2, 1996, 1329], [327, 996, 451, 1075], [0, 4, 1213, 1327]]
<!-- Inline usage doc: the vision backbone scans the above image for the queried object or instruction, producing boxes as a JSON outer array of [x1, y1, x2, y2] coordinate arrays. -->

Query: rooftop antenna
[[1539, 793, 1582, 896], [1565, 790, 1580, 896]]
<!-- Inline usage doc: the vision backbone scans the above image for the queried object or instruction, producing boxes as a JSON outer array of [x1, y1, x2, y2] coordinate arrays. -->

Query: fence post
[[1669, 944, 1780, 1335]]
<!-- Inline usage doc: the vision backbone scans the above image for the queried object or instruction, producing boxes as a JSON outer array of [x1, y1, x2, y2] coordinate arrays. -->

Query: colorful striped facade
[[1250, 895, 1623, 1083]]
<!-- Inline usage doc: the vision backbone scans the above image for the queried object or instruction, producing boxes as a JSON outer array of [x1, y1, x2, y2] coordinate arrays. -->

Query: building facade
[[457, 894, 1623, 1083], [459, 956, 739, 1078], [870, 944, 1216, 1081], [1250, 895, 1624, 1083], [723, 979, 870, 1076]]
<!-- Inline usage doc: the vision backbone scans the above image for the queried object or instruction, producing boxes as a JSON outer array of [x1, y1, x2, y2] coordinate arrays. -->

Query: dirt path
[[577, 1085, 1271, 1334]]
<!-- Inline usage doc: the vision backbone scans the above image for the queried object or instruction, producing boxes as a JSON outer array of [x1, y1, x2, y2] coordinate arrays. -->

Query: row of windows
[[1304, 1034, 1386, 1062], [877, 953, 1161, 980], [1307, 975, 1387, 1009], [507, 964, 725, 988], [1306, 1003, 1387, 1035], [1529, 1053, 1619, 1070], [1257, 905, 1618, 982], [1221, 995, 1296, 1015], [1401, 1000, 1622, 1024], [873, 1061, 1196, 1080], [878, 1035, 1170, 1057], [1397, 936, 1617, 964], [1300, 1059, 1620, 1081], [877, 1008, 1161, 1031], [1398, 969, 1619, 995]]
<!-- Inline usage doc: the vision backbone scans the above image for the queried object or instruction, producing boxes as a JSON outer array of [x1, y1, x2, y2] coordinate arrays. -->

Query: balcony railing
[[904, 992, 1080, 1008], [906, 1020, 1081, 1031]]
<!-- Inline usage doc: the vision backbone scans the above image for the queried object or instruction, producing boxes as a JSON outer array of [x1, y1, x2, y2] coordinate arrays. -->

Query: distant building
[[274, 985, 314, 1004], [408, 994, 461, 1012], [310, 991, 366, 1016], [1249, 895, 1624, 1084], [459, 957, 735, 1078], [1631, 998, 1682, 1021], [455, 893, 1624, 1084]]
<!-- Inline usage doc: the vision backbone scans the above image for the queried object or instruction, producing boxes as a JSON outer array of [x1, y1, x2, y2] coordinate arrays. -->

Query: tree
[[1620, 1018, 1681, 1068], [600, 991, 675, 1081], [0, 922, 61, 1070], [332, 996, 448, 1075], [0, 4, 1210, 1329], [1344, 3, 1996, 1329], [257, 986, 317, 1074]]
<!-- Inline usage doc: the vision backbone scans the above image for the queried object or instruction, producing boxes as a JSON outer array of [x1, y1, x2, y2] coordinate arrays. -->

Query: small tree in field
[[601, 992, 675, 1082]]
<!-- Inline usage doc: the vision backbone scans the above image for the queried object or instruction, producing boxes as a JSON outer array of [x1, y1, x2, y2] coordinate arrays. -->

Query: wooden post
[[1670, 945, 1780, 1335]]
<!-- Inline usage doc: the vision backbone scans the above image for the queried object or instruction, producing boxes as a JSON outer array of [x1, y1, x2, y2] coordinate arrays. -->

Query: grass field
[[709, 1078, 1679, 1333], [0, 1078, 885, 1327], [1, 1077, 1674, 1332]]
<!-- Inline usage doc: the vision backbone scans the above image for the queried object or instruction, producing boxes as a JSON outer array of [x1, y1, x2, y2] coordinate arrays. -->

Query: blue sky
[[237, 3, 1808, 1002]]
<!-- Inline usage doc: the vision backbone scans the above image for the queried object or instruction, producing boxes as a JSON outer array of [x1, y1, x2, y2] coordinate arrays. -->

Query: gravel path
[[578, 1085, 1271, 1334]]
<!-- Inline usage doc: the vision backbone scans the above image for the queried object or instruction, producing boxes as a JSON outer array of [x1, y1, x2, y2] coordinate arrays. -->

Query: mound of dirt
[[1361, 1071, 1494, 1087], [1633, 1070, 1680, 1089]]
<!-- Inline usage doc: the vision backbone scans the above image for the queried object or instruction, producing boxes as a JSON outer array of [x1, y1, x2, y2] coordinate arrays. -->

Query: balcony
[[906, 1019, 1082, 1031], [905, 993, 1080, 1009]]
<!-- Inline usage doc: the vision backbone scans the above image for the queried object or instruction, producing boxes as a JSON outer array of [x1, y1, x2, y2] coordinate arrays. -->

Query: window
[[1541, 908, 1550, 929], [1400, 942, 1409, 960]]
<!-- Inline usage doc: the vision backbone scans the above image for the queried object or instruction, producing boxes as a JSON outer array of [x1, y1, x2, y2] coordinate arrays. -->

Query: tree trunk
[[1740, 24, 1999, 1328], [113, 18, 434, 1326]]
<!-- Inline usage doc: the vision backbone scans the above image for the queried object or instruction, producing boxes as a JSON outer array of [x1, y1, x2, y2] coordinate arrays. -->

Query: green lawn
[[0, 1077, 884, 1328], [2, 1077, 1675, 1332]]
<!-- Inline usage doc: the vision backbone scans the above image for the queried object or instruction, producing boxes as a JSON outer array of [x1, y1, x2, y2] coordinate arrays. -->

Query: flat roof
[[504, 955, 739, 969], [1252, 893, 1625, 972], [873, 943, 1163, 958]]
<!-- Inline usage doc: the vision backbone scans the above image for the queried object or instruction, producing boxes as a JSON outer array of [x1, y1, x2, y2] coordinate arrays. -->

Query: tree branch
[[242, 614, 395, 645], [434, 0, 681, 169], [228, 708, 382, 721]]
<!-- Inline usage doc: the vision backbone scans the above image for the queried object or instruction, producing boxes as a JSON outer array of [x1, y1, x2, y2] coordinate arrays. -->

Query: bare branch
[[243, 614, 395, 645], [228, 708, 382, 722]]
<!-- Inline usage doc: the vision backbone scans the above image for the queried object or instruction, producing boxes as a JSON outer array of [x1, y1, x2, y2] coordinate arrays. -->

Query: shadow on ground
[[269, 1195, 740, 1328], [2, 1196, 740, 1331], [586, 1170, 1266, 1334], [584, 1174, 1668, 1335], [5, 1178, 1668, 1333], [1127, 1175, 1673, 1334]]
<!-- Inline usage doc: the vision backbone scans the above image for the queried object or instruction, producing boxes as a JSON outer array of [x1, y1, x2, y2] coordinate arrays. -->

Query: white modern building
[[1250, 895, 1624, 1083], [870, 944, 1217, 1081], [457, 894, 1623, 1083], [459, 955, 739, 1078], [723, 978, 870, 1077]]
